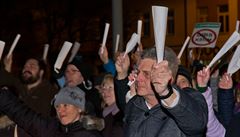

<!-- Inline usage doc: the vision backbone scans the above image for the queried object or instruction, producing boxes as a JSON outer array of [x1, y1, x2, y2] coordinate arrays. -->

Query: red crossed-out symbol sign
[[191, 29, 217, 46]]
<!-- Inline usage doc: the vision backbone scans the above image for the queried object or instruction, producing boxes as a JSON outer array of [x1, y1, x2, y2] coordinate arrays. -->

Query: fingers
[[220, 73, 231, 82], [151, 60, 172, 90]]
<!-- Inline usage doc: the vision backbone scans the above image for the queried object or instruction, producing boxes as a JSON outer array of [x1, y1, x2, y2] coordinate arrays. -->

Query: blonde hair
[[101, 74, 114, 86]]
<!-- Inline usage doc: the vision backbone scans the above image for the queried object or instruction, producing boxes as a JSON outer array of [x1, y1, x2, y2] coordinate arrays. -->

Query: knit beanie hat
[[54, 86, 85, 111], [176, 65, 193, 87], [68, 55, 91, 81]]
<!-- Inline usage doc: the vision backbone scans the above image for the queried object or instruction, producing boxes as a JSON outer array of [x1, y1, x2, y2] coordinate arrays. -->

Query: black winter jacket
[[0, 87, 102, 137]]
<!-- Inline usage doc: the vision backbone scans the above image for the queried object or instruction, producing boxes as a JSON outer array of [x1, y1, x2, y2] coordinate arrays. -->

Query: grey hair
[[141, 47, 179, 79]]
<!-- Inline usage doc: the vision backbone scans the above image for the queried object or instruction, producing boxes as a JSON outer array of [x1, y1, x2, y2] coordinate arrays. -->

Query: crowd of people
[[0, 35, 240, 137]]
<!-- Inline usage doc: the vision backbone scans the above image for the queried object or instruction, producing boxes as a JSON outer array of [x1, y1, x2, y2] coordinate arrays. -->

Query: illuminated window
[[218, 4, 229, 33], [197, 7, 208, 22]]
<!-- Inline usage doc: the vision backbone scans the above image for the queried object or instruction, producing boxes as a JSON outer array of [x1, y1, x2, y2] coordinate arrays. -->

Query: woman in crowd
[[99, 73, 123, 137], [0, 86, 103, 137]]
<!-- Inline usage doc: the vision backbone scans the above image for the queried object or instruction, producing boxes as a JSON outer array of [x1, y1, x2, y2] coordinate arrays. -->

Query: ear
[[170, 76, 174, 84], [78, 108, 82, 113]]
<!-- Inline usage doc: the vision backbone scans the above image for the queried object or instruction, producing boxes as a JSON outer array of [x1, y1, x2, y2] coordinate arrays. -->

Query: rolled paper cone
[[68, 41, 81, 62], [123, 33, 139, 58], [43, 44, 49, 61], [115, 34, 120, 53], [137, 20, 142, 45], [7, 34, 21, 59], [227, 44, 240, 75], [0, 41, 5, 61], [207, 31, 240, 70], [237, 58, 240, 67], [54, 41, 73, 73], [236, 20, 239, 32], [101, 23, 110, 54], [177, 36, 190, 59], [152, 6, 168, 63]]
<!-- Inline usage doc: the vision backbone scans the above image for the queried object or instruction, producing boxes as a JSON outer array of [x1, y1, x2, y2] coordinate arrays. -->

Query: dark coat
[[102, 111, 124, 137], [0, 87, 102, 137], [0, 65, 59, 137], [225, 112, 240, 137], [218, 88, 234, 128], [114, 77, 208, 137]]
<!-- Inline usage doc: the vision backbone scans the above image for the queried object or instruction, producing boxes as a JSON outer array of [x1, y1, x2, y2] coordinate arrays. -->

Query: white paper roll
[[152, 6, 168, 63], [236, 20, 239, 32], [7, 34, 21, 59], [43, 44, 49, 61], [115, 34, 120, 53], [101, 23, 110, 54], [177, 36, 190, 59], [123, 33, 139, 58], [207, 31, 240, 70], [137, 20, 142, 45], [227, 45, 240, 75], [68, 41, 81, 62], [54, 41, 73, 73], [0, 41, 5, 61]]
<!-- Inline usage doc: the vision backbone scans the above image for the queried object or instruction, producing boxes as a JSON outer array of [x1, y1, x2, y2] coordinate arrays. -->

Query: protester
[[196, 68, 225, 137], [64, 55, 102, 117], [114, 47, 208, 137], [0, 86, 103, 137], [0, 55, 58, 137], [99, 74, 123, 137], [175, 65, 193, 88]]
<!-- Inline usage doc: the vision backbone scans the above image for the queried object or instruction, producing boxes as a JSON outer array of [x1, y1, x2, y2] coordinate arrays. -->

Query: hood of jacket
[[0, 115, 15, 129]]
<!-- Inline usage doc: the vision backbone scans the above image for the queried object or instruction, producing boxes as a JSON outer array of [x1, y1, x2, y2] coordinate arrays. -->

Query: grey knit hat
[[54, 86, 85, 111]]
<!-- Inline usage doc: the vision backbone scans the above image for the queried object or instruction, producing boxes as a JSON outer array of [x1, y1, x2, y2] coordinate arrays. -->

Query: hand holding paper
[[0, 41, 5, 61], [101, 23, 110, 54], [123, 33, 139, 58], [54, 41, 73, 73], [152, 6, 168, 63], [207, 31, 240, 70], [7, 34, 21, 59]]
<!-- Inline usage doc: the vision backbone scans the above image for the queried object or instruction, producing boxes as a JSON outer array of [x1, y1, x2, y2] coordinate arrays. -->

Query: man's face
[[136, 58, 155, 96], [65, 64, 84, 87], [21, 59, 41, 84]]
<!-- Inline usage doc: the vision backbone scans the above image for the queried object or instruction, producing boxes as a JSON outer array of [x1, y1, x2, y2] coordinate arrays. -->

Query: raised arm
[[98, 45, 116, 76], [197, 68, 225, 137], [218, 73, 234, 128], [114, 53, 130, 112], [0, 86, 57, 137], [151, 61, 208, 135]]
